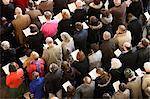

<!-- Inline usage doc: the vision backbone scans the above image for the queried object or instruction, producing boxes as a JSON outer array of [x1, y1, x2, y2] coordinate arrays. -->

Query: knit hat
[[124, 68, 135, 78]]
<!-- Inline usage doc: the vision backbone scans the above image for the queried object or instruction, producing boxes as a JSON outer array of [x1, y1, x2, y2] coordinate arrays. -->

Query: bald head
[[103, 31, 111, 40], [83, 76, 92, 84]]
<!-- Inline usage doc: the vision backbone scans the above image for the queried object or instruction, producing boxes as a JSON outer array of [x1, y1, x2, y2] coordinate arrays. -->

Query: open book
[[113, 80, 120, 92], [2, 63, 10, 75], [53, 13, 63, 23], [71, 49, 79, 61], [88, 68, 97, 80], [135, 68, 145, 77], [55, 38, 62, 46], [38, 15, 47, 24], [144, 12, 150, 21], [68, 2, 77, 12], [114, 49, 122, 57], [23, 27, 32, 37], [62, 81, 72, 92], [19, 55, 28, 64]]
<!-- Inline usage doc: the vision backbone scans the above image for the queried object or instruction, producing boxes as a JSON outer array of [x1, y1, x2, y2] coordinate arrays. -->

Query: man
[[40, 11, 58, 38], [42, 37, 62, 67], [12, 7, 31, 46]]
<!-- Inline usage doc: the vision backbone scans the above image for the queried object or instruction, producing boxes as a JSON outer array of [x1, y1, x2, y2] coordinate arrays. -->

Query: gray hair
[[45, 37, 53, 44], [1, 41, 10, 50]]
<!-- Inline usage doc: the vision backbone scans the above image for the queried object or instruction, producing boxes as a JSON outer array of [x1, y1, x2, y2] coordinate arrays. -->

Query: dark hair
[[9, 62, 17, 72], [75, 22, 83, 31], [119, 83, 127, 92], [89, 16, 98, 26], [93, 0, 101, 5], [29, 24, 38, 33]]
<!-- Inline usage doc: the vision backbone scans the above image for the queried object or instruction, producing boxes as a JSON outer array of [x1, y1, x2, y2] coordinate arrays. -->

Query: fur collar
[[89, 21, 103, 30], [89, 2, 103, 9]]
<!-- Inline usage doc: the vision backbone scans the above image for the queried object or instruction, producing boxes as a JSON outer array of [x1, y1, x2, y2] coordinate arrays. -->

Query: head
[[62, 9, 71, 20], [45, 37, 54, 44], [9, 62, 19, 72], [116, 25, 127, 34], [1, 41, 10, 50], [83, 76, 92, 85], [49, 63, 59, 73], [60, 32, 71, 42], [144, 62, 150, 72], [113, 0, 121, 6], [62, 61, 71, 72], [123, 42, 132, 51], [32, 71, 39, 80], [2, 0, 10, 5], [76, 0, 85, 8], [144, 87, 150, 97], [141, 38, 150, 47], [67, 85, 76, 98], [29, 24, 39, 33], [76, 50, 86, 61], [96, 68, 105, 77], [111, 58, 122, 69], [119, 83, 127, 92], [124, 68, 135, 79], [15, 7, 22, 15], [30, 51, 39, 60], [102, 93, 111, 99], [93, 0, 101, 5], [90, 43, 99, 52], [89, 16, 98, 26], [75, 22, 83, 31], [44, 11, 52, 20], [103, 31, 111, 40]]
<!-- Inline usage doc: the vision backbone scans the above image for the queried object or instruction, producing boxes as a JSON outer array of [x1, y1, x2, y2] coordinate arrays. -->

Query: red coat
[[13, 0, 28, 12]]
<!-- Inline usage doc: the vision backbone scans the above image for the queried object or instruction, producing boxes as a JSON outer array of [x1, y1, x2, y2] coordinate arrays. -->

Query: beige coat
[[142, 74, 150, 90], [12, 14, 31, 45], [26, 9, 42, 20]]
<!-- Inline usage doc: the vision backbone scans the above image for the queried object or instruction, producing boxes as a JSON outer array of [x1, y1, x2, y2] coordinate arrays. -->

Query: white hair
[[15, 7, 22, 15], [45, 37, 53, 44], [111, 58, 122, 69], [144, 62, 150, 72], [60, 32, 71, 42], [103, 31, 111, 40], [1, 41, 10, 50]]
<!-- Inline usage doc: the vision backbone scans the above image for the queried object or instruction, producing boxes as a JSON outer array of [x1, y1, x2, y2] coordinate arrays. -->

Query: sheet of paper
[[23, 27, 32, 37], [114, 49, 121, 57], [19, 55, 28, 64], [135, 68, 144, 77], [53, 13, 63, 23], [55, 38, 62, 45], [82, 22, 89, 29], [71, 49, 79, 61], [62, 81, 72, 92], [88, 68, 97, 80], [104, 0, 109, 10], [144, 12, 150, 20], [2, 63, 10, 75], [113, 80, 120, 92], [68, 2, 77, 12], [38, 15, 47, 24]]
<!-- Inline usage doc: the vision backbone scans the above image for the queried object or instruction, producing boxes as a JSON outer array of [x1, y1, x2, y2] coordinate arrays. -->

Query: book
[[19, 55, 28, 64], [144, 12, 150, 21], [23, 27, 32, 37], [53, 13, 63, 23], [114, 49, 121, 57], [113, 80, 120, 92], [82, 22, 89, 29], [55, 38, 62, 46], [2, 63, 10, 75], [71, 49, 79, 61], [88, 68, 97, 80], [135, 68, 145, 77], [62, 81, 72, 92], [38, 15, 47, 24], [68, 2, 77, 12]]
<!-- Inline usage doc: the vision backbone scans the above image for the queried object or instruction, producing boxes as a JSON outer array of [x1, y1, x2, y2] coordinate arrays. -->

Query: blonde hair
[[60, 32, 72, 42], [103, 31, 111, 40], [15, 7, 22, 15], [44, 11, 52, 20], [62, 9, 71, 20], [111, 58, 122, 69], [30, 51, 39, 60]]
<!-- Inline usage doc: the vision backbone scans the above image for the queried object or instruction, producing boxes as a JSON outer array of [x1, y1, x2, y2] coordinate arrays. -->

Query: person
[[143, 19, 150, 40], [44, 63, 63, 98], [12, 7, 31, 46], [1, 41, 17, 66], [94, 68, 114, 98], [26, 24, 44, 56], [109, 0, 132, 32], [136, 38, 150, 70], [109, 58, 124, 83], [6, 62, 27, 98], [60, 32, 75, 60], [29, 71, 44, 99], [112, 83, 130, 99], [127, 13, 143, 46], [57, 9, 73, 37], [100, 31, 117, 71], [144, 87, 150, 99], [73, 22, 88, 54], [42, 37, 62, 67], [75, 76, 95, 98], [26, 51, 45, 80], [40, 11, 58, 38], [113, 25, 132, 51], [124, 68, 143, 99]]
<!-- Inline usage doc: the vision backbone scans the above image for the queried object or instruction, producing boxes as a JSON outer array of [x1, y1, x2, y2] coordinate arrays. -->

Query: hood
[[89, 2, 103, 9]]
